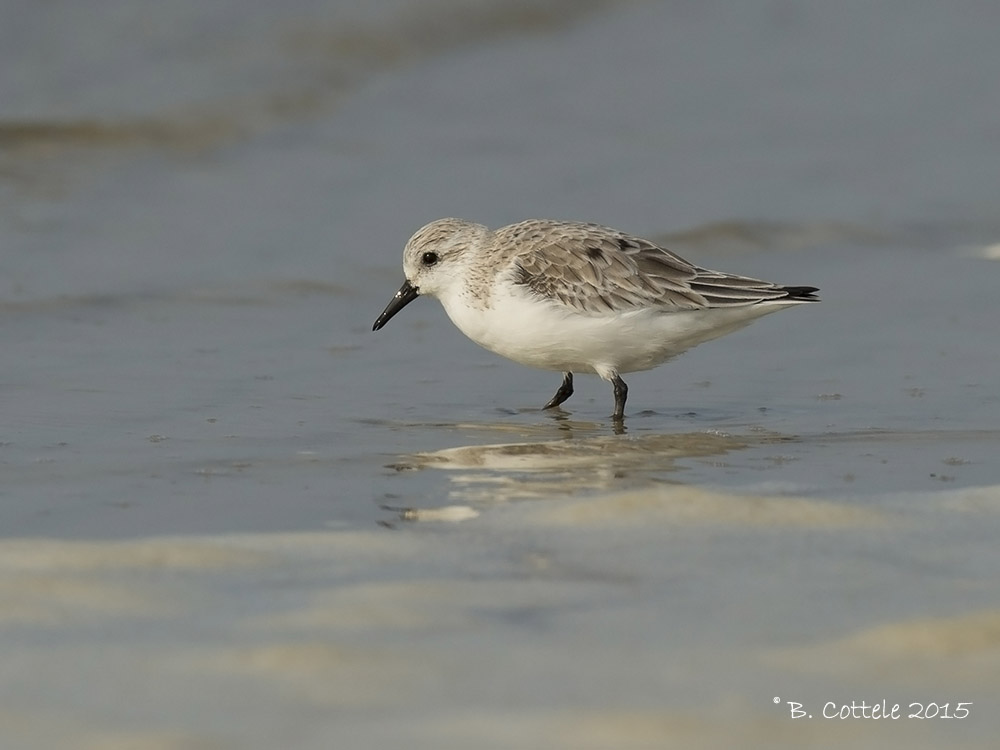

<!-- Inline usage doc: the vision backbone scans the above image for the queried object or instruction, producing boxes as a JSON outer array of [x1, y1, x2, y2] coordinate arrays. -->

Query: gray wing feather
[[502, 221, 793, 315]]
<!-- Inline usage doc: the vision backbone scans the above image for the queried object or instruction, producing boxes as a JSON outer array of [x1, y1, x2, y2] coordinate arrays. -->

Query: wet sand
[[2, 0, 1000, 747]]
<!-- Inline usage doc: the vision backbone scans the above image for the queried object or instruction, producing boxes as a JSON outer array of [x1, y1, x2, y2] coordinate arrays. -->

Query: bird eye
[[421, 251, 439, 266]]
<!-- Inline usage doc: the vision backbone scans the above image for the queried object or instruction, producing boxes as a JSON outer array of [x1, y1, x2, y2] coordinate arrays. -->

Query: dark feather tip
[[781, 286, 820, 301]]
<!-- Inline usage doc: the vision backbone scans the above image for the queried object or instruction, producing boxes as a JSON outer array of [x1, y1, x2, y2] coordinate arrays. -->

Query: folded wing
[[505, 221, 816, 315]]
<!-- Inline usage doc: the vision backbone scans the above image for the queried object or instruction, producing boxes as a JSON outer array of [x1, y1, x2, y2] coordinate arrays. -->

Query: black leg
[[611, 374, 628, 420], [542, 372, 574, 410]]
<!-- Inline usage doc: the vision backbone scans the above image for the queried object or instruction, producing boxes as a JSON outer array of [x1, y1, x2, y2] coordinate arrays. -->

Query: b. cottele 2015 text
[[785, 700, 972, 720]]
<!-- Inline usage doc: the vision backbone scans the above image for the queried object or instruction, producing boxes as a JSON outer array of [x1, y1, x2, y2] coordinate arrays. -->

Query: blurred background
[[2, 1, 999, 748]]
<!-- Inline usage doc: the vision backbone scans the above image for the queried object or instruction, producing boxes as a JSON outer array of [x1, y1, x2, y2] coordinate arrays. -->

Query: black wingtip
[[781, 285, 820, 301]]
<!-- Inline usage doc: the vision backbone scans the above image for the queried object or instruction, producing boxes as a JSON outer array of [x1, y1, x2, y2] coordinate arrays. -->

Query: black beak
[[372, 280, 419, 331]]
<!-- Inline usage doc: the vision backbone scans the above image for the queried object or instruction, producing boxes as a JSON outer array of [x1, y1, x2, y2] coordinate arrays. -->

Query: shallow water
[[3, 0, 1000, 747]]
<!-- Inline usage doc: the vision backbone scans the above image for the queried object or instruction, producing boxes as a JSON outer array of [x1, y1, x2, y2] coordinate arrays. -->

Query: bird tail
[[779, 286, 820, 302]]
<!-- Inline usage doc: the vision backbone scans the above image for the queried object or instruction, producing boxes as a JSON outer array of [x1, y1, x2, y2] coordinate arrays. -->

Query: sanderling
[[373, 218, 818, 421]]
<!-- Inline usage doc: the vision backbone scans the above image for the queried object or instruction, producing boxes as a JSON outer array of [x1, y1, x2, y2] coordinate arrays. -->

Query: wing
[[501, 220, 800, 315]]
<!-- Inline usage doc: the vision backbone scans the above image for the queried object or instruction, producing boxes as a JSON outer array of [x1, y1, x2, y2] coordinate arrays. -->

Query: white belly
[[439, 287, 788, 377]]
